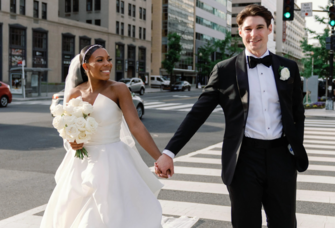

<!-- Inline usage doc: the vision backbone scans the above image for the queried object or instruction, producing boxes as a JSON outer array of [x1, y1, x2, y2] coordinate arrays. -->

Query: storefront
[[115, 42, 124, 81], [62, 33, 75, 82]]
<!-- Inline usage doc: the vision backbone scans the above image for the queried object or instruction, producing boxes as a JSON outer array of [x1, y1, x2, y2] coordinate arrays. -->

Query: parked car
[[170, 81, 191, 91], [0, 81, 12, 107], [50, 90, 145, 119], [119, 78, 145, 95], [150, 75, 170, 88]]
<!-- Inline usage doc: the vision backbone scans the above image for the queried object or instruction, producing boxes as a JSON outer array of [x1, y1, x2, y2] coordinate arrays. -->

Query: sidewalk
[[305, 108, 335, 119], [12, 87, 168, 101]]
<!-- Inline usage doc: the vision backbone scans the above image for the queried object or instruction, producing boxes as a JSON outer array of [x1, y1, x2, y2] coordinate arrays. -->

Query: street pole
[[326, 0, 335, 110]]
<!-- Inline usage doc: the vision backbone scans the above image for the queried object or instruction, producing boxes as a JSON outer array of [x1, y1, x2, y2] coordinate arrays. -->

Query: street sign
[[301, 2, 313, 17]]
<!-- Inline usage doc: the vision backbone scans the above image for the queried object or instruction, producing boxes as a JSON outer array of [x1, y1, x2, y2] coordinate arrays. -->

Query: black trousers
[[227, 137, 297, 228]]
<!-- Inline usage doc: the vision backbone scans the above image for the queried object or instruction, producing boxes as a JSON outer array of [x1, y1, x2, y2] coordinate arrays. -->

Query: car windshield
[[120, 79, 131, 83]]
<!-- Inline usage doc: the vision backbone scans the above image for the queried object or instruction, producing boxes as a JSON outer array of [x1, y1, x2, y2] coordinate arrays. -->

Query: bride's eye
[[97, 59, 102, 62], [108, 58, 113, 62]]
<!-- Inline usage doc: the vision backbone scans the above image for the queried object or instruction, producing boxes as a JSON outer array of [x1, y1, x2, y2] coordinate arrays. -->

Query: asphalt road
[[0, 89, 226, 220]]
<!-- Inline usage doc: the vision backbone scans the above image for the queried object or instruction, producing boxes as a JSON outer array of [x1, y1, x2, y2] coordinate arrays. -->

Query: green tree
[[196, 31, 243, 81], [161, 32, 182, 84]]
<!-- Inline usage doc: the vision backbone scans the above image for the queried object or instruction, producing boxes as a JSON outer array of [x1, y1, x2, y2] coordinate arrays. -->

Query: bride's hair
[[79, 44, 103, 82]]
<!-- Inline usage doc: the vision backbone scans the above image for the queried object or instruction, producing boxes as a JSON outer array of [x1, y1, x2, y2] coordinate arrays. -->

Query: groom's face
[[239, 16, 272, 56]]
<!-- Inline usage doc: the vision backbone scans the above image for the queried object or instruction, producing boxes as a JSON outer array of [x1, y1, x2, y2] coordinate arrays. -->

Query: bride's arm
[[116, 83, 162, 161]]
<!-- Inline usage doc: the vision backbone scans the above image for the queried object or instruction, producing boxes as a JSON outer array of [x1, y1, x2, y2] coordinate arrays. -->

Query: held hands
[[154, 154, 174, 179]]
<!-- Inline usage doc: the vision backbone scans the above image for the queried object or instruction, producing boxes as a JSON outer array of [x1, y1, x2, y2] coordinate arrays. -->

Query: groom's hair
[[236, 4, 274, 28]]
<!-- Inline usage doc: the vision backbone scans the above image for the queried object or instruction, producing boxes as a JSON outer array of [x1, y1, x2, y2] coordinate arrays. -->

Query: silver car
[[119, 78, 145, 95], [50, 90, 145, 119]]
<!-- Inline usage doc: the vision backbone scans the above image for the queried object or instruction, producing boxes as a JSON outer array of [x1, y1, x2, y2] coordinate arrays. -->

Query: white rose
[[75, 131, 92, 144], [59, 128, 75, 142], [280, 67, 290, 81], [64, 105, 75, 116], [52, 116, 66, 131], [63, 115, 76, 126], [75, 117, 87, 131], [72, 107, 84, 118], [65, 124, 80, 138], [68, 97, 83, 107], [51, 104, 64, 116], [86, 117, 98, 133], [82, 103, 94, 115]]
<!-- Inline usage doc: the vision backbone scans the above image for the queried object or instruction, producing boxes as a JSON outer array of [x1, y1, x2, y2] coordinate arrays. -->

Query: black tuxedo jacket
[[165, 50, 309, 185]]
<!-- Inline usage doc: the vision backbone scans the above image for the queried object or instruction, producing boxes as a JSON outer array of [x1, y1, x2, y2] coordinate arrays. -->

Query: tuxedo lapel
[[235, 51, 249, 107]]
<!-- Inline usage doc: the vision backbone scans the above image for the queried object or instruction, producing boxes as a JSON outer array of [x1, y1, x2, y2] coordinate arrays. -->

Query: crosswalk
[[0, 118, 334, 228], [10, 100, 52, 106]]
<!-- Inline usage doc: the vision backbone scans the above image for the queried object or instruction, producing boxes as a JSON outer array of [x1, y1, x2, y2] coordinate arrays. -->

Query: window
[[73, 0, 79, 12], [65, 0, 71, 12], [128, 3, 131, 16], [121, 1, 124, 14], [95, 20, 101, 26], [80, 37, 91, 50], [132, 5, 135, 17], [33, 30, 48, 68], [10, 0, 16, 13], [87, 0, 92, 11], [121, 22, 124, 35], [9, 27, 26, 68], [20, 0, 25, 15], [86, 20, 92, 24], [62, 34, 75, 82], [95, 0, 101, 10], [115, 43, 124, 81], [139, 7, 142, 19], [116, 0, 120, 13], [95, 39, 105, 48], [128, 24, 131, 37], [132, 25, 135, 38], [143, 28, 146, 40], [143, 8, 146, 20], [116, 21, 119, 34], [33, 1, 39, 18], [139, 27, 142, 39], [42, 3, 47, 19]]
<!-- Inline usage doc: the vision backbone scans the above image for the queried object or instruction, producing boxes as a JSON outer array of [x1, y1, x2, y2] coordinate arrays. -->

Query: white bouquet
[[51, 97, 98, 159]]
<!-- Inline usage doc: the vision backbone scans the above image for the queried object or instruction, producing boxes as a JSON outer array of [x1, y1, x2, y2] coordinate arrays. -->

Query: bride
[[41, 44, 173, 228]]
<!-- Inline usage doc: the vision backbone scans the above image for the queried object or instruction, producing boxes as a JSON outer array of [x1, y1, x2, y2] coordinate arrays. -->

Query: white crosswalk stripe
[[11, 100, 52, 106]]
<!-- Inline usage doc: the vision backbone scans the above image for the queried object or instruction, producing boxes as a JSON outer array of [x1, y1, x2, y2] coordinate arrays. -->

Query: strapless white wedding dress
[[40, 94, 164, 228]]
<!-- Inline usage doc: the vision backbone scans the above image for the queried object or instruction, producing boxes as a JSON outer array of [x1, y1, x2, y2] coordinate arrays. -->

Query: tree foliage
[[196, 31, 243, 79], [161, 32, 182, 83]]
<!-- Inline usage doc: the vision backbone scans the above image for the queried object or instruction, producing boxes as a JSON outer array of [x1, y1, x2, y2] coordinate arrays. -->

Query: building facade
[[275, 0, 307, 71], [231, 0, 277, 53], [195, 0, 232, 84], [0, 0, 152, 97], [151, 0, 196, 83]]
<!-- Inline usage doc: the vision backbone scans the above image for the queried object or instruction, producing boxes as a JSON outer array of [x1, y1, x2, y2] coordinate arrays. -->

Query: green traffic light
[[284, 12, 291, 18], [330, 20, 335, 27]]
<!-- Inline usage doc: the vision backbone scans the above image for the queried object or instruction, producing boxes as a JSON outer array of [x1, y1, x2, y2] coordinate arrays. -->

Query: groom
[[155, 4, 309, 228]]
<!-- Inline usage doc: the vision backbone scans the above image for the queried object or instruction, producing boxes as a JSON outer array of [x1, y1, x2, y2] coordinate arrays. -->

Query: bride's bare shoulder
[[109, 81, 129, 93], [67, 82, 88, 100]]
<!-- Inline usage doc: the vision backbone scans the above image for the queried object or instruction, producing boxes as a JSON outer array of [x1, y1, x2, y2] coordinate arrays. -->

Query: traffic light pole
[[326, 0, 335, 110]]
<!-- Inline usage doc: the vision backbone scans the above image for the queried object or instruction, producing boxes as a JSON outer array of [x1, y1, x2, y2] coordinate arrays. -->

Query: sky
[[296, 0, 330, 41]]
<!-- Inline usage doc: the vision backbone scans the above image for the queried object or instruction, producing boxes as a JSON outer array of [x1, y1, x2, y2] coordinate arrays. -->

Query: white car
[[119, 78, 145, 95], [150, 75, 170, 88]]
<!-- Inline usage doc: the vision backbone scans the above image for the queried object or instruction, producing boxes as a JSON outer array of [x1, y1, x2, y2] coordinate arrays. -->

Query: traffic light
[[329, 6, 335, 27], [283, 0, 294, 21]]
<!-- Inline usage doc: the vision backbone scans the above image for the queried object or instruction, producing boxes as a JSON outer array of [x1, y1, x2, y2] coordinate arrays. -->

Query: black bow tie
[[247, 55, 272, 69]]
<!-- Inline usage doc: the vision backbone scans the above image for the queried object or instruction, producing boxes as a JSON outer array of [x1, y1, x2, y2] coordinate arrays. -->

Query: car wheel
[[136, 104, 144, 119], [188, 87, 191, 91], [139, 88, 145, 95], [181, 87, 185, 91], [0, 96, 8, 107]]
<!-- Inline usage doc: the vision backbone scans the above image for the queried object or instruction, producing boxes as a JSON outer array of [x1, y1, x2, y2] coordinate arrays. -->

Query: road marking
[[145, 103, 182, 108], [143, 102, 164, 105], [157, 104, 194, 110]]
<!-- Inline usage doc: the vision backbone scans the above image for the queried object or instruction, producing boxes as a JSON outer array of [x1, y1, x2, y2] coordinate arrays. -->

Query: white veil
[[63, 54, 163, 196]]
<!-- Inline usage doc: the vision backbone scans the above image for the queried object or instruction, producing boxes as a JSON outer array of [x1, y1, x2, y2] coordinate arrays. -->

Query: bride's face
[[84, 48, 113, 80]]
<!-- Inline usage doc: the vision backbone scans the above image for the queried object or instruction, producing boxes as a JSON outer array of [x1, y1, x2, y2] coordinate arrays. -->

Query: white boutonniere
[[279, 66, 290, 81]]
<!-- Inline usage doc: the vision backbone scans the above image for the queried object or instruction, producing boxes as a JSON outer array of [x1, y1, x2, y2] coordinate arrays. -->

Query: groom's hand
[[155, 154, 174, 178]]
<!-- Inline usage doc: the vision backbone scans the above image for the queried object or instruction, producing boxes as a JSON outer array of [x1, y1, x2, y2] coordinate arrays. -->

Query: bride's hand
[[69, 141, 84, 150]]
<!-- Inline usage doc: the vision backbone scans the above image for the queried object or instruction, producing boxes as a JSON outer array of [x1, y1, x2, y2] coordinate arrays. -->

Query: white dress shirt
[[163, 49, 283, 159]]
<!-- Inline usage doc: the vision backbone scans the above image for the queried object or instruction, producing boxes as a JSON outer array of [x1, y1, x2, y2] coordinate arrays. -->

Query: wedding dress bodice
[[86, 93, 122, 145]]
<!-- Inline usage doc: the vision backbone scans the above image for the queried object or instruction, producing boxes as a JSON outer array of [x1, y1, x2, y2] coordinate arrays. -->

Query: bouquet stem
[[75, 147, 89, 159]]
